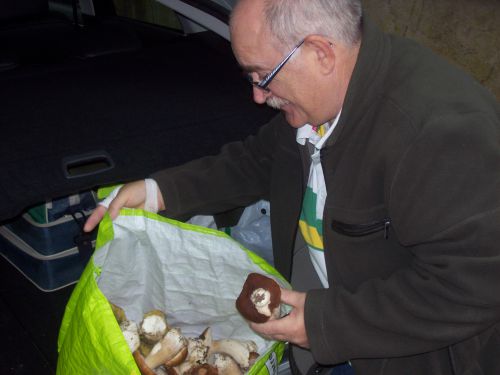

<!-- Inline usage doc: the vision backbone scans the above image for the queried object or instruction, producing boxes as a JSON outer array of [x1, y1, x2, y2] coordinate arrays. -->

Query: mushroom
[[209, 338, 258, 370], [120, 320, 141, 353], [186, 363, 219, 375], [201, 327, 258, 370], [168, 327, 212, 375], [154, 367, 170, 375], [236, 273, 281, 323], [111, 302, 127, 324], [140, 341, 156, 357], [134, 328, 188, 374], [209, 353, 242, 375], [148, 328, 188, 368], [134, 351, 157, 375], [241, 340, 258, 354], [140, 310, 169, 344]]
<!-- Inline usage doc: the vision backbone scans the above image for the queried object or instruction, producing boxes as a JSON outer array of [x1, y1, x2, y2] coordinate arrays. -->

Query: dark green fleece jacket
[[152, 17, 500, 375]]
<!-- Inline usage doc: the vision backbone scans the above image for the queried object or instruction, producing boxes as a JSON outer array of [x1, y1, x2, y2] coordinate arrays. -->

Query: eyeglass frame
[[247, 39, 305, 93]]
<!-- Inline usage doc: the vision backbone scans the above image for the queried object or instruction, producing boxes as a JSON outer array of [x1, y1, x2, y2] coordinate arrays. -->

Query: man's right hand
[[83, 179, 165, 232]]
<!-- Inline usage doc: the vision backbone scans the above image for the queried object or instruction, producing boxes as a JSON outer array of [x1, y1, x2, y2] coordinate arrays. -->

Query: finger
[[98, 186, 122, 209], [250, 311, 309, 347], [83, 205, 107, 232], [280, 288, 306, 307], [249, 313, 293, 336], [107, 198, 125, 220], [106, 186, 137, 219]]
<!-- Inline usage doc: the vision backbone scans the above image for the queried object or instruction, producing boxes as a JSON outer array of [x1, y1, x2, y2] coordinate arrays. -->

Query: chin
[[283, 113, 308, 128], [281, 107, 308, 128]]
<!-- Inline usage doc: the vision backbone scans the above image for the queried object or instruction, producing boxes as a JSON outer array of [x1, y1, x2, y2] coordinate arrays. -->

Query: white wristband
[[144, 178, 159, 213]]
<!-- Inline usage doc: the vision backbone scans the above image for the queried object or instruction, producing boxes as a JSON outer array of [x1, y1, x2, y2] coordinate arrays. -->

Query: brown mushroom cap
[[235, 273, 281, 323], [187, 363, 219, 375], [164, 346, 188, 367], [133, 351, 156, 375]]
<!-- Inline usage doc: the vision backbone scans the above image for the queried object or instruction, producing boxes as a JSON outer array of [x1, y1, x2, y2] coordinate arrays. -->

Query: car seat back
[[0, 0, 49, 24]]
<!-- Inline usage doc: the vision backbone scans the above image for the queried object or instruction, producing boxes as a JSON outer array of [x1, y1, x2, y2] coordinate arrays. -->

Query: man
[[85, 0, 500, 374]]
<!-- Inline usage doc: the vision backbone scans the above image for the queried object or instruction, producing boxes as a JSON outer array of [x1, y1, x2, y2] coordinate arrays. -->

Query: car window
[[49, 0, 82, 22], [209, 0, 235, 10], [113, 0, 182, 30]]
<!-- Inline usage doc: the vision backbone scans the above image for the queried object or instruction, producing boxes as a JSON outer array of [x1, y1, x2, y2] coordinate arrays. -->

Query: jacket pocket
[[331, 217, 391, 239]]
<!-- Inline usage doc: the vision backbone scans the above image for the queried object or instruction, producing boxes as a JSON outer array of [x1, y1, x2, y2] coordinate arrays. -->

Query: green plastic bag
[[57, 208, 289, 375]]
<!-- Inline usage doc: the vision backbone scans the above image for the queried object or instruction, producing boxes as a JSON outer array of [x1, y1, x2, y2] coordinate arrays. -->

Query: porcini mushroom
[[154, 367, 170, 375], [134, 351, 157, 375], [134, 327, 188, 374], [202, 327, 258, 370], [140, 341, 156, 357], [169, 327, 212, 375], [140, 310, 169, 344], [209, 339, 258, 370], [146, 328, 188, 369], [209, 353, 242, 375], [236, 273, 281, 323], [187, 363, 219, 375], [111, 302, 127, 324], [120, 320, 141, 353]]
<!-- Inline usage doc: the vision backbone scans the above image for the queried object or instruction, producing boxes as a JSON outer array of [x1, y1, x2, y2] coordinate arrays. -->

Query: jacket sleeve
[[306, 111, 500, 363], [150, 114, 285, 221]]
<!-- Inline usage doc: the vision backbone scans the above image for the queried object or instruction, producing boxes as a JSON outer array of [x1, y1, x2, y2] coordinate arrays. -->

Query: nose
[[252, 86, 271, 104]]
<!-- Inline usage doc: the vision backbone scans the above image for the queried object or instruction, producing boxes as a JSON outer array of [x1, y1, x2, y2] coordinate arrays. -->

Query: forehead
[[230, 0, 279, 70]]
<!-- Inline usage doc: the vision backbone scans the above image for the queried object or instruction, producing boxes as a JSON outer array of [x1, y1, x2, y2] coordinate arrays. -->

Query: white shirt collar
[[296, 110, 342, 149]]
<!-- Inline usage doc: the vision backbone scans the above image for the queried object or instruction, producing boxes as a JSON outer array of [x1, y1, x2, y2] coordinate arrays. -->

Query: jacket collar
[[325, 15, 391, 148]]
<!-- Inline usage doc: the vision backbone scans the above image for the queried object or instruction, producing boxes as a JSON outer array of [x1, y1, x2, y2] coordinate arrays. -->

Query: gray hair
[[263, 0, 362, 49]]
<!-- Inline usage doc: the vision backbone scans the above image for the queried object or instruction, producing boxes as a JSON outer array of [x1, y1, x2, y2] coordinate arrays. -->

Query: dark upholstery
[[0, 2, 275, 222], [0, 0, 75, 64], [76, 20, 142, 58], [0, 0, 141, 66], [0, 54, 18, 71], [0, 19, 75, 63], [0, 28, 276, 222], [0, 0, 49, 23]]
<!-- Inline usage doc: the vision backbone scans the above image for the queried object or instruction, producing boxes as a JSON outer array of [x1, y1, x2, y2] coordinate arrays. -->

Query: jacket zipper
[[331, 218, 391, 239]]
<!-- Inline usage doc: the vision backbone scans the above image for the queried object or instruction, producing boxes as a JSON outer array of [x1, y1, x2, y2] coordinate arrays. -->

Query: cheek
[[271, 80, 316, 126]]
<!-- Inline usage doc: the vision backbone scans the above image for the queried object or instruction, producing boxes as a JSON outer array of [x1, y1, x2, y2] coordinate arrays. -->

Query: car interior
[[0, 0, 277, 373], [0, 0, 275, 222]]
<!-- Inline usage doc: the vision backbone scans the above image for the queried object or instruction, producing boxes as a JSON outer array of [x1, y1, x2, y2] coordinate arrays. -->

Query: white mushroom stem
[[210, 353, 243, 375], [201, 327, 258, 370], [120, 320, 140, 353], [209, 339, 253, 369], [242, 340, 258, 354], [172, 327, 212, 374], [250, 288, 272, 317], [187, 336, 211, 364], [154, 367, 169, 375]]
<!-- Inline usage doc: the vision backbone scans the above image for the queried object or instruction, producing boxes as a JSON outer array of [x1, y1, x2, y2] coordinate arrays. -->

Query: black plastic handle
[[62, 151, 115, 179]]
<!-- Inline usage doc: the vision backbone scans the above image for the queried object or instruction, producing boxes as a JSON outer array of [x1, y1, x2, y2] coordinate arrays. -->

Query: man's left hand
[[249, 288, 309, 348]]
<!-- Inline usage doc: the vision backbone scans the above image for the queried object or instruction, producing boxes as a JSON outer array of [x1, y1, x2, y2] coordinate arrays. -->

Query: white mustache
[[266, 96, 290, 110]]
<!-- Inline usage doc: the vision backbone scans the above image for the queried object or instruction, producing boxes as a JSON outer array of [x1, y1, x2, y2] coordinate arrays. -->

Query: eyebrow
[[240, 63, 268, 73]]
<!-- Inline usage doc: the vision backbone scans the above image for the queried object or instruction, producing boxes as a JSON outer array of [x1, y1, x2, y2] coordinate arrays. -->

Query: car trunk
[[0, 13, 277, 222]]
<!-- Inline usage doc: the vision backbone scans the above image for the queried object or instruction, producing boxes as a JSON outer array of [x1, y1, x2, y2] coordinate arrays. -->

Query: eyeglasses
[[247, 39, 305, 92]]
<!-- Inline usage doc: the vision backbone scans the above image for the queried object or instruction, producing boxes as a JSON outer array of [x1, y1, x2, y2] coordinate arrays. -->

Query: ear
[[304, 35, 335, 75]]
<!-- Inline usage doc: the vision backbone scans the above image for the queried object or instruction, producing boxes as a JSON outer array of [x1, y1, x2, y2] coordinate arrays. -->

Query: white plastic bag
[[190, 200, 274, 265], [229, 200, 273, 265]]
